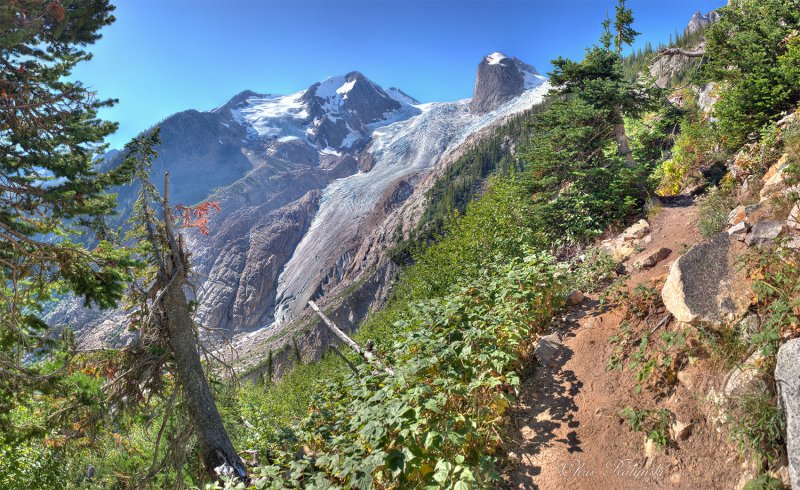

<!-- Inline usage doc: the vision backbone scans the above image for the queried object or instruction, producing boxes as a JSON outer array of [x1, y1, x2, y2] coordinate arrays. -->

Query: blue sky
[[74, 0, 724, 149]]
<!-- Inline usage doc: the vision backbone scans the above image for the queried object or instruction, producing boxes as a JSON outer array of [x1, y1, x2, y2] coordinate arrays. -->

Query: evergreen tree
[[0, 0, 136, 436], [703, 0, 800, 148], [614, 0, 639, 54], [548, 0, 653, 169], [520, 96, 639, 244]]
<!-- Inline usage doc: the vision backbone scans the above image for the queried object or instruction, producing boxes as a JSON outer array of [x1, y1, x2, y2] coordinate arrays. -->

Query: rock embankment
[[777, 339, 800, 489]]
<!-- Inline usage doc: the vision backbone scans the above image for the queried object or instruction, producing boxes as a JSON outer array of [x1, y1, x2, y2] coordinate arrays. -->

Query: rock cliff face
[[470, 52, 545, 114], [55, 55, 549, 366], [686, 11, 720, 34]]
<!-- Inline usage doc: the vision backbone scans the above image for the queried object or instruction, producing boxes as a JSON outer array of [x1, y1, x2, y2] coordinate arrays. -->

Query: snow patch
[[336, 79, 358, 98], [385, 87, 419, 105], [522, 69, 547, 90], [320, 147, 342, 156], [313, 76, 347, 99], [486, 51, 508, 65], [233, 92, 309, 137]]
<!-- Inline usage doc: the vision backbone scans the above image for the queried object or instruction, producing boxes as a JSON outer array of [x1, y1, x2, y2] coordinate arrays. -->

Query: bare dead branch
[[308, 300, 394, 375], [656, 47, 706, 59]]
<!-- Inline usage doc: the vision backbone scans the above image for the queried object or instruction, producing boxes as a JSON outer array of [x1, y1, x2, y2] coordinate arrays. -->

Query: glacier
[[272, 81, 550, 326]]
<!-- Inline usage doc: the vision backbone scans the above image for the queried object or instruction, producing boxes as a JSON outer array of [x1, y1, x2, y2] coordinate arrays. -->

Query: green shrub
[[697, 186, 736, 239], [0, 438, 65, 490], [656, 103, 726, 196], [703, 0, 800, 149], [730, 394, 786, 468], [239, 251, 567, 488], [619, 406, 672, 449]]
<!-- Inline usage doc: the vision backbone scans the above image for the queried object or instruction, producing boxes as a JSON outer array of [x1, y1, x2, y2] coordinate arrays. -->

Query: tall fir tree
[[547, 0, 655, 177], [0, 0, 136, 437]]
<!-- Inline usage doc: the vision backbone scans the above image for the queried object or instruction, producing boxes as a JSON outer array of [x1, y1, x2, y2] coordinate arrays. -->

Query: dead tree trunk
[[158, 172, 247, 481]]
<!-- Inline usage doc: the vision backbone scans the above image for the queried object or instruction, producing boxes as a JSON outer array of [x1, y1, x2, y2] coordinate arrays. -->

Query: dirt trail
[[505, 198, 744, 489]]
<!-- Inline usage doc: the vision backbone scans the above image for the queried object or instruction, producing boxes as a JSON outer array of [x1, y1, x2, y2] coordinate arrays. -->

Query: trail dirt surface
[[505, 198, 744, 489]]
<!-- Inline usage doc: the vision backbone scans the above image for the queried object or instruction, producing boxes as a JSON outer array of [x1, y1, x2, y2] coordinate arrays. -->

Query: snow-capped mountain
[[228, 71, 421, 153], [54, 53, 549, 355]]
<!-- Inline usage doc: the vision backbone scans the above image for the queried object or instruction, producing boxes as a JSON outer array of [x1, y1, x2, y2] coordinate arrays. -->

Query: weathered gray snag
[[158, 172, 247, 480], [308, 300, 394, 375], [656, 47, 706, 59]]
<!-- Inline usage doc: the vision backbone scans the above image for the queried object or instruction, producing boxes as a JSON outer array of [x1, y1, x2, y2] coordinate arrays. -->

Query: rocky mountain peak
[[686, 10, 720, 34], [471, 52, 545, 114], [296, 71, 409, 150]]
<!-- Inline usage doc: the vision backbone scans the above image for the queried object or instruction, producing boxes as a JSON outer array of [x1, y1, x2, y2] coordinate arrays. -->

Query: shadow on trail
[[658, 194, 695, 208], [505, 300, 601, 489]]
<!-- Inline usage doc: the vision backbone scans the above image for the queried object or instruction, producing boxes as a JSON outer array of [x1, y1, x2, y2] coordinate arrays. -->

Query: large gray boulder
[[745, 221, 785, 247], [661, 233, 751, 328], [776, 339, 800, 489]]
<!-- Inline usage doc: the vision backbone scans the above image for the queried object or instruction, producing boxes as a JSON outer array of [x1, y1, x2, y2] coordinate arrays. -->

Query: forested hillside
[[2, 0, 800, 489]]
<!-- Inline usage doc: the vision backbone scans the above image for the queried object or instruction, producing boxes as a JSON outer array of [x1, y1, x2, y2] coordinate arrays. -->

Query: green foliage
[[0, 0, 140, 447], [654, 100, 727, 196], [697, 185, 736, 238], [568, 248, 618, 294], [694, 325, 749, 370], [393, 176, 537, 302], [518, 6, 663, 245], [745, 245, 800, 356], [394, 102, 551, 262], [520, 97, 641, 244], [0, 437, 65, 489], [629, 103, 685, 169], [238, 353, 347, 446], [743, 474, 786, 490], [605, 283, 692, 395], [703, 0, 800, 149], [621, 21, 708, 84], [619, 406, 671, 448], [613, 0, 639, 55], [729, 394, 786, 468], [245, 252, 566, 488]]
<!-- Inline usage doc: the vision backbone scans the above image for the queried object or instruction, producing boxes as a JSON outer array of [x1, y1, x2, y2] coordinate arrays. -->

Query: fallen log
[[308, 300, 394, 375]]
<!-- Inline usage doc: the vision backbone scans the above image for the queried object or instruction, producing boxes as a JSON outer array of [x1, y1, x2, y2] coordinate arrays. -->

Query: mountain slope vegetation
[[3, 0, 800, 488]]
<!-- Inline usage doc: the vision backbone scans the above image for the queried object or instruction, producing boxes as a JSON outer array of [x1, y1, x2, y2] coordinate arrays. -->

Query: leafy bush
[[0, 438, 65, 490], [744, 245, 800, 356], [655, 102, 726, 196], [237, 252, 566, 489], [619, 406, 672, 449], [568, 248, 618, 294]]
